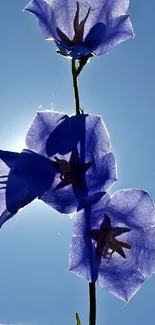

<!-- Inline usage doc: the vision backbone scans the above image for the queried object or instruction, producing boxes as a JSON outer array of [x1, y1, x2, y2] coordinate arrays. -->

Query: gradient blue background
[[0, 0, 155, 324]]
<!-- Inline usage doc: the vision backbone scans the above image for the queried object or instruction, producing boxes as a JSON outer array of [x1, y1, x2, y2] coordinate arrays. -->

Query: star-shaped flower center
[[57, 1, 91, 47], [90, 215, 132, 263], [51, 151, 92, 190]]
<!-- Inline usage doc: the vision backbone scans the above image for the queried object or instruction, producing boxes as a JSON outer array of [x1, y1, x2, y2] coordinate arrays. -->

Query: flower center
[[57, 1, 91, 47], [54, 156, 79, 188], [90, 216, 132, 263], [98, 230, 132, 262], [53, 153, 92, 190]]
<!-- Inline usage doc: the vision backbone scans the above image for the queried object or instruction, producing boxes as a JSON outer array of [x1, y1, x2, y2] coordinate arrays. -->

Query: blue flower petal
[[86, 0, 130, 25], [86, 152, 117, 194], [24, 0, 77, 41], [73, 193, 110, 236], [5, 172, 36, 215], [97, 266, 144, 301], [69, 189, 155, 300], [69, 193, 110, 281], [14, 149, 56, 197], [94, 15, 134, 55], [24, 0, 134, 58], [26, 112, 116, 213], [78, 192, 107, 211], [0, 150, 20, 169], [24, 0, 57, 39], [98, 190, 155, 299], [69, 233, 100, 282], [26, 112, 69, 157], [40, 180, 79, 214], [0, 150, 36, 227], [127, 227, 155, 277], [105, 189, 155, 229], [26, 112, 111, 158], [84, 22, 106, 51], [46, 0, 77, 40]]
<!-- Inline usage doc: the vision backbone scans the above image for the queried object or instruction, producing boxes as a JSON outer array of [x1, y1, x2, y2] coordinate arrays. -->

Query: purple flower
[[69, 190, 155, 301], [25, 111, 117, 214], [24, 0, 134, 59], [0, 112, 116, 226], [0, 149, 55, 227]]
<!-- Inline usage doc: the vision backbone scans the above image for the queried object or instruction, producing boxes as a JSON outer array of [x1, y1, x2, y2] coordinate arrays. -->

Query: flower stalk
[[71, 59, 81, 115], [89, 282, 96, 325]]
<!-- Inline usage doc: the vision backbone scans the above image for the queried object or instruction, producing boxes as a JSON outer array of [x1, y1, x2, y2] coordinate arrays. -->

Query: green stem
[[89, 282, 96, 325], [71, 59, 80, 115]]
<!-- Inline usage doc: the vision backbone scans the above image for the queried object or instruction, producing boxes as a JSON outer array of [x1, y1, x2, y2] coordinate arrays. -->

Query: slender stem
[[89, 282, 96, 325], [71, 59, 80, 115]]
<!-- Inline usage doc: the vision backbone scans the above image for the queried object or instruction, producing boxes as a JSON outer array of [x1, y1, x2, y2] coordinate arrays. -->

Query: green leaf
[[76, 312, 81, 325]]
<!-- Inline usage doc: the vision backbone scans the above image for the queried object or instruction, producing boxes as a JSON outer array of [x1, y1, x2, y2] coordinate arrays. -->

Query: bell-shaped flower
[[25, 111, 117, 214], [24, 0, 134, 59], [69, 190, 155, 301], [0, 149, 56, 227]]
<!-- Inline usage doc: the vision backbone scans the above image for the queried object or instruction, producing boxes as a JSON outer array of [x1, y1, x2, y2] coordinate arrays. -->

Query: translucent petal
[[98, 265, 144, 301], [26, 112, 116, 213], [69, 193, 110, 281], [69, 189, 155, 300], [105, 189, 155, 229], [24, 0, 57, 39], [0, 150, 36, 227], [14, 149, 56, 197], [84, 23, 106, 51], [94, 15, 134, 55]]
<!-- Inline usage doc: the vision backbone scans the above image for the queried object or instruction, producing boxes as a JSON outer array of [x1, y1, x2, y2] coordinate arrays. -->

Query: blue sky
[[0, 0, 155, 324]]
